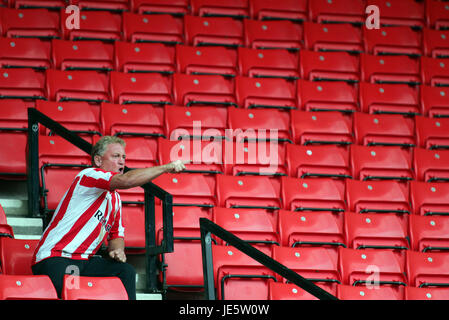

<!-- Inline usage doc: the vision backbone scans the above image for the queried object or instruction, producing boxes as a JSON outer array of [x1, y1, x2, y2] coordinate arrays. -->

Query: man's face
[[96, 143, 126, 173]]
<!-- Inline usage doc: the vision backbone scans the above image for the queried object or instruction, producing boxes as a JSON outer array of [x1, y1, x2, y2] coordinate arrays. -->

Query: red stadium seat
[[0, 274, 58, 300], [243, 19, 303, 51], [413, 148, 449, 182], [290, 110, 353, 146], [345, 179, 411, 215], [216, 175, 281, 211], [184, 15, 244, 48], [61, 275, 128, 300], [122, 12, 183, 45], [422, 27, 449, 58], [11, 0, 65, 9], [358, 82, 420, 116], [0, 238, 38, 275], [285, 144, 351, 180], [249, 0, 308, 22], [109, 71, 172, 106], [420, 84, 449, 118], [114, 41, 175, 74], [61, 10, 121, 42], [303, 21, 363, 53], [365, 0, 425, 28], [70, 0, 129, 12], [299, 49, 360, 83], [131, 0, 189, 16], [426, 0, 449, 30], [0, 37, 51, 70], [238, 47, 299, 80], [173, 73, 237, 107], [0, 204, 13, 238], [360, 53, 421, 85], [409, 214, 449, 252], [421, 56, 449, 87], [278, 209, 346, 249], [297, 79, 358, 113], [281, 176, 346, 213], [353, 112, 416, 148], [337, 284, 404, 300], [119, 136, 158, 169], [410, 180, 449, 216], [363, 25, 422, 57], [176, 44, 238, 77], [308, 0, 365, 25], [338, 247, 407, 286], [406, 251, 449, 288], [349, 144, 414, 182], [235, 76, 297, 110], [0, 7, 60, 39], [51, 39, 114, 72], [45, 69, 109, 103], [190, 0, 250, 19], [269, 282, 319, 300], [405, 286, 449, 300], [0, 68, 46, 100], [415, 115, 449, 150]]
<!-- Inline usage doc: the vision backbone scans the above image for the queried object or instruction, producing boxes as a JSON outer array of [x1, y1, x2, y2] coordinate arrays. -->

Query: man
[[32, 136, 187, 300]]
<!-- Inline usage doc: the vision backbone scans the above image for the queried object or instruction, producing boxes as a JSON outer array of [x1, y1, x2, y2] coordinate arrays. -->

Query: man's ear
[[94, 155, 102, 167]]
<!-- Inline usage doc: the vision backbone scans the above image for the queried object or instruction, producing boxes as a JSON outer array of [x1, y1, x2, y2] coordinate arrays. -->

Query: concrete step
[[6, 216, 43, 237]]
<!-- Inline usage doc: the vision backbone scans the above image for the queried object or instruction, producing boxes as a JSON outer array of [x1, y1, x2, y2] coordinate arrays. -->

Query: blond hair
[[91, 136, 126, 166]]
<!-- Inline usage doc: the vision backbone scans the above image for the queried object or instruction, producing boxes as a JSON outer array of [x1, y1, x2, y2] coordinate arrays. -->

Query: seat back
[[0, 238, 39, 275], [0, 274, 58, 300], [62, 275, 128, 300]]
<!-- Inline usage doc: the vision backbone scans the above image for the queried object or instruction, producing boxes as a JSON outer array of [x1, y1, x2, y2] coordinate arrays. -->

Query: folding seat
[[158, 137, 224, 174], [426, 0, 449, 30], [51, 39, 114, 72], [303, 21, 363, 53], [365, 0, 425, 28], [421, 56, 449, 87], [268, 282, 320, 300], [249, 0, 308, 23], [350, 144, 414, 182], [227, 107, 292, 143], [285, 144, 351, 180], [308, 0, 366, 25], [131, 0, 189, 16], [176, 44, 238, 77], [109, 71, 172, 106], [10, 0, 65, 9], [36, 100, 101, 143], [272, 246, 340, 295], [235, 76, 297, 110], [338, 247, 407, 287], [61, 276, 128, 300], [164, 105, 228, 140], [122, 12, 184, 45], [173, 73, 237, 107], [0, 274, 58, 300], [360, 53, 421, 85], [0, 68, 46, 101], [406, 251, 449, 288], [358, 82, 420, 116], [45, 69, 109, 104], [299, 49, 360, 83], [70, 0, 129, 12], [61, 10, 122, 42], [114, 41, 175, 75], [405, 286, 449, 300], [290, 110, 353, 146], [278, 209, 346, 249], [409, 214, 449, 253], [410, 181, 449, 216], [184, 15, 244, 48], [422, 27, 449, 58], [353, 112, 416, 148], [337, 284, 404, 300], [0, 238, 38, 275], [213, 207, 279, 255], [243, 19, 303, 51], [0, 204, 13, 238], [0, 37, 51, 70], [211, 244, 277, 300], [297, 79, 359, 113], [238, 47, 299, 80], [363, 25, 422, 57], [345, 179, 411, 215], [216, 175, 281, 211], [420, 84, 449, 118], [415, 115, 449, 150], [0, 7, 60, 39], [190, 0, 250, 19], [0, 99, 29, 178], [413, 148, 449, 182], [281, 176, 346, 213], [344, 212, 409, 251]]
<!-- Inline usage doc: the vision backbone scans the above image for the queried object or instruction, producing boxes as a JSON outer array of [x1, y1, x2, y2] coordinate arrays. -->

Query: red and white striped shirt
[[33, 168, 124, 264]]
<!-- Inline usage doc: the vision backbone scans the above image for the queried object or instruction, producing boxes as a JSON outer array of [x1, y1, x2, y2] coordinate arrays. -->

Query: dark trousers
[[32, 256, 136, 300]]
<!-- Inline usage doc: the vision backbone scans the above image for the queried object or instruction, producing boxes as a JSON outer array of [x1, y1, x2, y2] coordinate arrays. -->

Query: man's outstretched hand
[[165, 159, 190, 173]]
